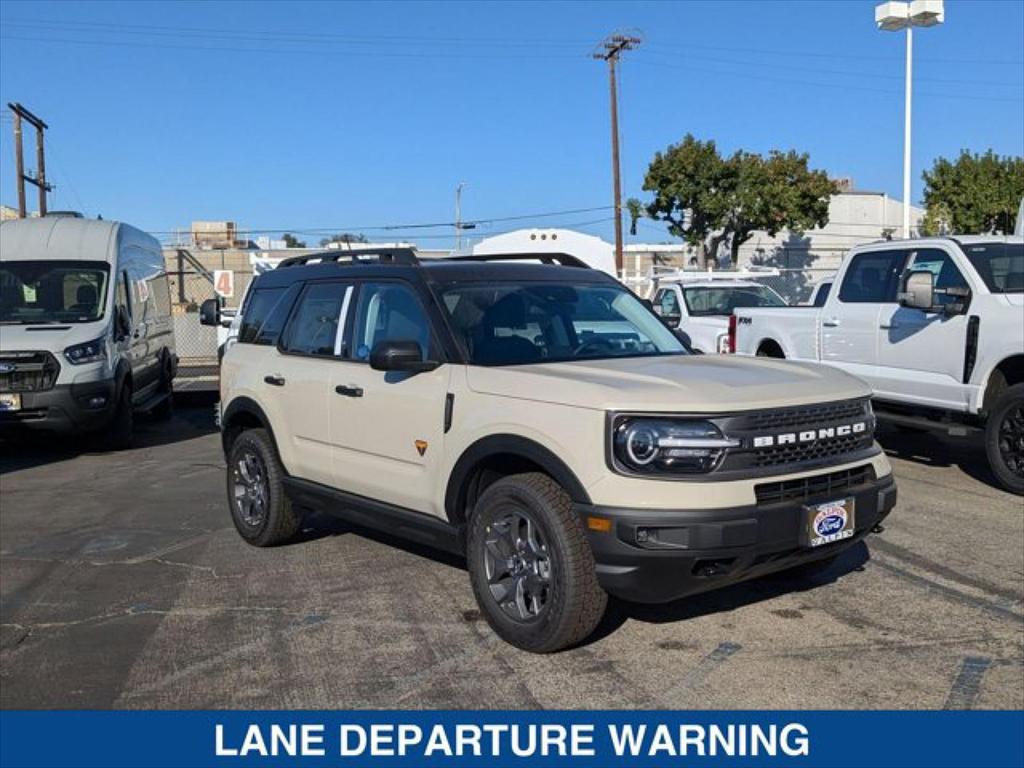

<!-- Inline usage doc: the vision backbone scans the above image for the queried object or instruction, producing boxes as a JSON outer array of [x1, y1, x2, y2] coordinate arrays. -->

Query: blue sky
[[0, 0, 1021, 247]]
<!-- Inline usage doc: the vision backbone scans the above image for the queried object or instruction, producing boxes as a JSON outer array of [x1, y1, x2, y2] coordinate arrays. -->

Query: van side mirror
[[199, 298, 220, 327], [899, 271, 935, 310], [369, 340, 440, 373]]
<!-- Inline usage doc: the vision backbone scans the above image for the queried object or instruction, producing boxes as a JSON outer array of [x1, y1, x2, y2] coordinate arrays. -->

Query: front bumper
[[578, 469, 896, 604], [0, 379, 118, 434]]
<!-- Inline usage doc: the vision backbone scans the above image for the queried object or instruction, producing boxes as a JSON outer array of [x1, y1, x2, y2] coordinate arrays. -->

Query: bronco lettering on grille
[[751, 421, 867, 448]]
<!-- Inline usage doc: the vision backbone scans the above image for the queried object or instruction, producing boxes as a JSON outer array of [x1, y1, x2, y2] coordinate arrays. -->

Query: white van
[[0, 215, 177, 447]]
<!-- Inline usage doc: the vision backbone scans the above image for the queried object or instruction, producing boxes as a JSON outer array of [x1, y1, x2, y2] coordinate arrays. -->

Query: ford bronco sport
[[216, 248, 897, 652]]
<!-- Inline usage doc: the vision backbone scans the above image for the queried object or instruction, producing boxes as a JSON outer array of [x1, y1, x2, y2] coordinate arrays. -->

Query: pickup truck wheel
[[467, 472, 607, 653], [227, 428, 302, 545], [986, 384, 1024, 495]]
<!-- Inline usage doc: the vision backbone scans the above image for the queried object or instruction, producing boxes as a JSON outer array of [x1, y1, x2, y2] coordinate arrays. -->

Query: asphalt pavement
[[1, 407, 1021, 709]]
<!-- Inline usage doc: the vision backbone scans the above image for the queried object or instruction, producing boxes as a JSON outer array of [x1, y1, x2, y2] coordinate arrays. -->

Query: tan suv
[[215, 248, 897, 652]]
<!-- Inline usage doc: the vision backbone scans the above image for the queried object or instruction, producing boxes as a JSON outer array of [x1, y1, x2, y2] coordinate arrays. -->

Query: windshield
[[961, 242, 1023, 293], [0, 260, 110, 324], [439, 282, 687, 366], [683, 284, 787, 316]]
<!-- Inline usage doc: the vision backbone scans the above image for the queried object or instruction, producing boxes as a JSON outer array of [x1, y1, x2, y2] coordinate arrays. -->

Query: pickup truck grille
[[714, 397, 876, 475], [0, 351, 61, 393]]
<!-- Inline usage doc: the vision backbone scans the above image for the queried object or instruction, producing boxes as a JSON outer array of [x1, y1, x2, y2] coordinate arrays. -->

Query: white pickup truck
[[731, 236, 1024, 494], [648, 269, 787, 354]]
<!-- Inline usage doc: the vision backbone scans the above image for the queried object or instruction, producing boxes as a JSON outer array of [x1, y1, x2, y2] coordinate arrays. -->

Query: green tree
[[922, 150, 1024, 235], [282, 233, 306, 248], [320, 232, 369, 247], [631, 134, 836, 266]]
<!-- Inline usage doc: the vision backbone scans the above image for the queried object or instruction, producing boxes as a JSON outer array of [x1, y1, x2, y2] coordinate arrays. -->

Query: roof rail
[[444, 252, 591, 269], [277, 247, 420, 269]]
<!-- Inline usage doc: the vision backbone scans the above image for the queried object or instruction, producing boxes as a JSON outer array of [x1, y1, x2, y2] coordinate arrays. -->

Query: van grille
[[0, 351, 60, 392], [755, 465, 875, 506]]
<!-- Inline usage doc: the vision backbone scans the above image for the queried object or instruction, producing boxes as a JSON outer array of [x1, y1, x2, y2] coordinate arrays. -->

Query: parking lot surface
[[1, 405, 1022, 709]]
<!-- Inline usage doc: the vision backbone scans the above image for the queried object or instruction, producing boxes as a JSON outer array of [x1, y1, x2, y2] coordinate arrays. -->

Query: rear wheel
[[985, 383, 1024, 495], [467, 472, 607, 653], [226, 428, 301, 545]]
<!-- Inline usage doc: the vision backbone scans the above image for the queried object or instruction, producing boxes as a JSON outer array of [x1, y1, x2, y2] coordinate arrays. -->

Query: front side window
[[656, 288, 681, 317], [812, 282, 832, 307], [839, 251, 905, 303], [351, 282, 432, 362], [683, 284, 787, 315], [281, 282, 351, 356], [439, 281, 687, 366], [905, 248, 969, 308], [961, 242, 1023, 293], [0, 260, 110, 324], [238, 287, 285, 344]]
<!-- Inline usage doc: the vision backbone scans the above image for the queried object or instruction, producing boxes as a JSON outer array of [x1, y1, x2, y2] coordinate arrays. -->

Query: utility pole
[[7, 103, 52, 218], [454, 181, 468, 252], [594, 32, 641, 276]]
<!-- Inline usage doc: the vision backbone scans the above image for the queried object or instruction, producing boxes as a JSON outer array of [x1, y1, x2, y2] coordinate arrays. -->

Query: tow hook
[[871, 524, 885, 534]]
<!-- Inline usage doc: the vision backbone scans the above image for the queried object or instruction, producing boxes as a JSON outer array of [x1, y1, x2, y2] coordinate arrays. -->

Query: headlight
[[611, 416, 738, 475], [64, 337, 107, 365]]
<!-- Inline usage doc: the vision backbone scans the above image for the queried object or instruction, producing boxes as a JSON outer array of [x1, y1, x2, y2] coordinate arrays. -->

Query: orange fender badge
[[415, 440, 428, 456]]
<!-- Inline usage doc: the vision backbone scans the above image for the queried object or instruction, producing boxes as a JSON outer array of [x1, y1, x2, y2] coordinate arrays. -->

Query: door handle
[[263, 375, 286, 386], [879, 321, 899, 330], [822, 318, 840, 328], [335, 384, 363, 398]]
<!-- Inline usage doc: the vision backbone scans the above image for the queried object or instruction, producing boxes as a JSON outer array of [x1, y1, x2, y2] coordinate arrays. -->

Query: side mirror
[[369, 340, 440, 373], [199, 298, 220, 327], [899, 270, 934, 310], [664, 313, 682, 329]]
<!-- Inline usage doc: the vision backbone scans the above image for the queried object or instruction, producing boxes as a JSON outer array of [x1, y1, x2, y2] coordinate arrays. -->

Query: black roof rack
[[277, 247, 420, 269], [442, 252, 591, 269]]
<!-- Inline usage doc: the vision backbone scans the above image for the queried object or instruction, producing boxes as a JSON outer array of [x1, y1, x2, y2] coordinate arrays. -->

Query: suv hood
[[466, 354, 872, 413]]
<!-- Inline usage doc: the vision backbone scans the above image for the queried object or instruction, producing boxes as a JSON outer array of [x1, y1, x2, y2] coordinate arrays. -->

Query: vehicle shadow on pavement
[[589, 541, 871, 643], [0, 402, 219, 474], [875, 425, 997, 488]]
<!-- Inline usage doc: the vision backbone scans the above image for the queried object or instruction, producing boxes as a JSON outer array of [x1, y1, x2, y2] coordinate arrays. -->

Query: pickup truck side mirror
[[199, 298, 221, 327], [369, 340, 440, 373], [663, 312, 682, 329], [899, 271, 935, 311]]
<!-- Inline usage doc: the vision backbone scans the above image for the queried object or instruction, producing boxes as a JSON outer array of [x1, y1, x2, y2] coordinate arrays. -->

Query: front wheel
[[226, 429, 302, 545], [467, 473, 607, 653], [985, 383, 1024, 495]]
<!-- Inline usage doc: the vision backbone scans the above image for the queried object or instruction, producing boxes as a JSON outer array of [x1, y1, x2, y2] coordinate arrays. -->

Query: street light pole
[[454, 181, 467, 252], [902, 25, 913, 240], [876, 1, 944, 239]]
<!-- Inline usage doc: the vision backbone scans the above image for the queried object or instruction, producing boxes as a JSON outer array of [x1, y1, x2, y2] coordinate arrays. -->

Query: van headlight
[[611, 416, 738, 475], [64, 337, 107, 365]]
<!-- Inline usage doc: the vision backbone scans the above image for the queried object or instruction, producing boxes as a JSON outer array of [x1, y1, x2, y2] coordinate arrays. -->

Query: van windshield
[[0, 261, 110, 324]]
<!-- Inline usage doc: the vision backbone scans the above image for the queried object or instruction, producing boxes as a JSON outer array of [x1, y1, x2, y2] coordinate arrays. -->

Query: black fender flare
[[444, 434, 592, 525], [113, 358, 133, 400], [220, 397, 283, 463]]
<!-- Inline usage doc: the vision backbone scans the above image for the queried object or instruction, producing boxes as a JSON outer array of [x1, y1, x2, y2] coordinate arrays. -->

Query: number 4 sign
[[213, 270, 234, 299]]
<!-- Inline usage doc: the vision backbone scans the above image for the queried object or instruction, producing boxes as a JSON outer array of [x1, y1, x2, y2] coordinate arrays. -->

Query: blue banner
[[1, 710, 1022, 768]]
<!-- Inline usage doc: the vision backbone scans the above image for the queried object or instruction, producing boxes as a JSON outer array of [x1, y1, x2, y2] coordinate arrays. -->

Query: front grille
[[743, 400, 869, 430], [751, 431, 873, 468], [716, 397, 876, 475], [0, 351, 60, 392], [755, 465, 875, 506]]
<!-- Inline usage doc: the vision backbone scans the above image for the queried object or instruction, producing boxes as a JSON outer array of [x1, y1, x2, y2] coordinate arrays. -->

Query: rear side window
[[238, 288, 285, 344], [839, 251, 905, 303], [281, 282, 352, 357]]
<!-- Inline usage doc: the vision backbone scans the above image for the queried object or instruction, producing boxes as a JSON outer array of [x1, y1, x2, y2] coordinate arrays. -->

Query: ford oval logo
[[814, 511, 847, 537], [0, 362, 16, 374]]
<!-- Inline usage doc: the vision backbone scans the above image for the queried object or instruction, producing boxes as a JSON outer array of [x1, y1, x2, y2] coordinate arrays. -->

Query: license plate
[[0, 393, 21, 412], [805, 497, 855, 548]]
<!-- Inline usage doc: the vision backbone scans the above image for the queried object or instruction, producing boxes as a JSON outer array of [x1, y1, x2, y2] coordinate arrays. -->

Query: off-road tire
[[226, 428, 301, 546], [103, 382, 134, 450], [985, 383, 1024, 495], [467, 472, 607, 653]]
